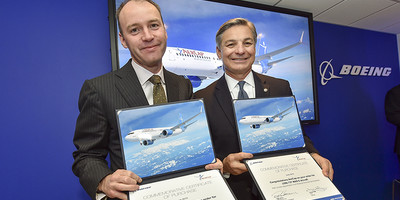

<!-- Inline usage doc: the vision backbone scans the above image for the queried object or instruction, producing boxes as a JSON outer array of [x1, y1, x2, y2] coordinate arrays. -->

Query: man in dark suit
[[194, 18, 334, 200], [385, 84, 400, 165], [72, 1, 221, 200]]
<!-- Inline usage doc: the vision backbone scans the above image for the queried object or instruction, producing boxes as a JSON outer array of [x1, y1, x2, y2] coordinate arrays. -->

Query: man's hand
[[97, 169, 142, 200], [223, 152, 253, 175], [205, 158, 223, 173], [311, 153, 334, 180]]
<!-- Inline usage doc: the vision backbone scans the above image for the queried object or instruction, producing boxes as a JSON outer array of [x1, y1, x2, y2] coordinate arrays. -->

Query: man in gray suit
[[72, 1, 221, 200], [194, 18, 334, 200]]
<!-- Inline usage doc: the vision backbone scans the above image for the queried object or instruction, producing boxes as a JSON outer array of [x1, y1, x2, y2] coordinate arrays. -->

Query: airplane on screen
[[239, 105, 294, 129], [125, 108, 202, 146], [162, 32, 304, 87]]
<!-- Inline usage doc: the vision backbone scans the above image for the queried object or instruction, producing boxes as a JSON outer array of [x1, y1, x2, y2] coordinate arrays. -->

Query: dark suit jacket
[[385, 84, 400, 158], [72, 60, 193, 200], [194, 71, 318, 200]]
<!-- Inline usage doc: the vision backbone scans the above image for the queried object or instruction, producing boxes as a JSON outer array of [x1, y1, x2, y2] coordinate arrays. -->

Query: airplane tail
[[177, 107, 202, 131], [255, 34, 271, 74], [179, 113, 183, 124], [272, 105, 294, 118], [256, 33, 267, 56]]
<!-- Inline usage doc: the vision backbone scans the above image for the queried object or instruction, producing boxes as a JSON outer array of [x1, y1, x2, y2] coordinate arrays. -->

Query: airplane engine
[[251, 124, 261, 129], [142, 140, 154, 146], [265, 117, 274, 123], [161, 129, 173, 137], [186, 76, 202, 88]]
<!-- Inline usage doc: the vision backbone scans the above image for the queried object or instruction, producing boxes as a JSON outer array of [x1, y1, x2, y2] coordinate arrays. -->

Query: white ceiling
[[243, 0, 400, 35]]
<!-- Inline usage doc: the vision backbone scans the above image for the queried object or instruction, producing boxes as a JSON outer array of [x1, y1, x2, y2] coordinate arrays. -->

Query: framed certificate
[[116, 99, 236, 199], [233, 96, 344, 200]]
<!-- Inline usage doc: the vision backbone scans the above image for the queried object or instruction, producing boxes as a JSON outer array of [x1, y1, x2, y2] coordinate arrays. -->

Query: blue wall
[[304, 22, 400, 200], [0, 1, 398, 199], [0, 1, 110, 199]]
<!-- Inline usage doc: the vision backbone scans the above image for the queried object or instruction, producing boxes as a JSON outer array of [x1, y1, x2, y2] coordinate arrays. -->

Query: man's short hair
[[215, 18, 257, 49], [116, 0, 164, 36]]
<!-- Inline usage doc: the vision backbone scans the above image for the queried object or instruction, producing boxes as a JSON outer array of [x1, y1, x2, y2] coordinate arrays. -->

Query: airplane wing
[[272, 105, 294, 118], [183, 120, 197, 129], [197, 76, 208, 80], [169, 107, 202, 131], [267, 56, 293, 66], [255, 32, 303, 62], [280, 112, 291, 119]]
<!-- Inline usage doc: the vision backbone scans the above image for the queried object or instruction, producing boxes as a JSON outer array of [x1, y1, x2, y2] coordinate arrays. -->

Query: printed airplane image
[[117, 100, 215, 179], [125, 108, 202, 146], [233, 97, 305, 153], [162, 32, 304, 87], [239, 104, 294, 129]]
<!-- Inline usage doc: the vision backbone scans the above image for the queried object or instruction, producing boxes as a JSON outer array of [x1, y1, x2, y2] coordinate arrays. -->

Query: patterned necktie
[[149, 75, 167, 104], [237, 81, 249, 99]]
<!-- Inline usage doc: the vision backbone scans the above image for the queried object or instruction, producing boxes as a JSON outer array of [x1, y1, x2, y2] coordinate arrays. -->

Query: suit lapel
[[164, 69, 179, 102], [114, 61, 148, 107], [215, 76, 236, 128], [254, 71, 271, 98]]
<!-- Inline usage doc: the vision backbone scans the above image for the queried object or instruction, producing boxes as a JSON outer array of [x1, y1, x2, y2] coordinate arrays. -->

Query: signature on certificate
[[306, 186, 327, 196], [272, 190, 297, 200]]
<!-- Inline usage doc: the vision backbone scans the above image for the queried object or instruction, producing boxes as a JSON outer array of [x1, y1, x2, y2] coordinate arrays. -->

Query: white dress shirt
[[225, 72, 255, 99], [131, 60, 167, 105]]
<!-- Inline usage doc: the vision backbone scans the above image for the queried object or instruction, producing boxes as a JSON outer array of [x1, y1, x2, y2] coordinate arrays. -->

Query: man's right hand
[[222, 152, 253, 175], [97, 169, 142, 200]]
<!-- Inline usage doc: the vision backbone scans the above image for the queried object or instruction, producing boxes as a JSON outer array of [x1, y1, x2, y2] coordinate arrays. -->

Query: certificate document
[[246, 152, 344, 200], [233, 96, 343, 199], [129, 170, 236, 200]]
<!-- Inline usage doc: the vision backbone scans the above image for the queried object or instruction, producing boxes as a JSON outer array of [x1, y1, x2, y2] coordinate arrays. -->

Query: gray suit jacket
[[72, 60, 193, 200], [194, 71, 318, 200]]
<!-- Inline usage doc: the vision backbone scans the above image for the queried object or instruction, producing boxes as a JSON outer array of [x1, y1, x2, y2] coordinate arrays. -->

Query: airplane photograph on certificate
[[116, 100, 216, 180], [233, 96, 305, 154]]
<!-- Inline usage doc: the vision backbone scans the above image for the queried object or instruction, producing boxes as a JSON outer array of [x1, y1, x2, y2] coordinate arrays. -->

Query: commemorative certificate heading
[[129, 170, 235, 200]]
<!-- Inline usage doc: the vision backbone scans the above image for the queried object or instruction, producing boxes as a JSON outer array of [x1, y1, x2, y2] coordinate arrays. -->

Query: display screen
[[108, 0, 319, 124]]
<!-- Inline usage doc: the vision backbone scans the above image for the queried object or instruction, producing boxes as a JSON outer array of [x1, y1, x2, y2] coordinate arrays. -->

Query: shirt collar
[[131, 60, 165, 86], [225, 71, 255, 92]]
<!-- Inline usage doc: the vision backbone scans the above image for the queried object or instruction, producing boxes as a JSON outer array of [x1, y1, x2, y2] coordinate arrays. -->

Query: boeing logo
[[319, 59, 392, 85], [319, 59, 341, 86]]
